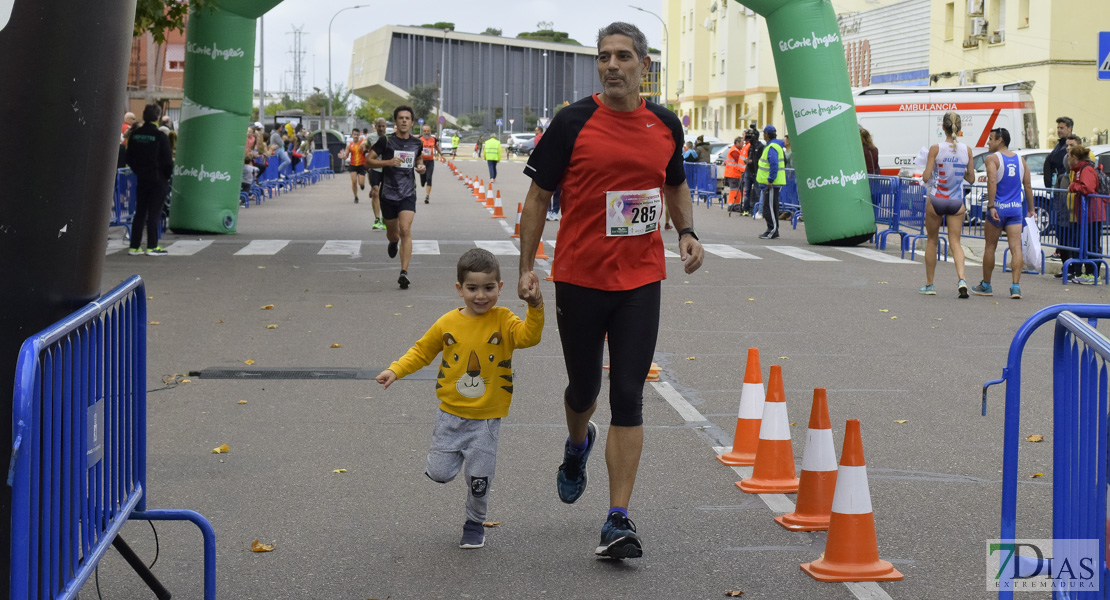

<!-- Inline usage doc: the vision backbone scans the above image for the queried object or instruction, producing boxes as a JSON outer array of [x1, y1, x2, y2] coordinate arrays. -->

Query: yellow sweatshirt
[[388, 305, 543, 419]]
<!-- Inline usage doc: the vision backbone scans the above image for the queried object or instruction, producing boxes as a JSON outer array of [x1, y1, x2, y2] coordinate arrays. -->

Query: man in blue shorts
[[973, 127, 1035, 299]]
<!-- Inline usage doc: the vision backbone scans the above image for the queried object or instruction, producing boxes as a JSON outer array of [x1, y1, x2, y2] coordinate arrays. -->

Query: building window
[[689, 10, 694, 31], [688, 62, 693, 80], [1018, 0, 1029, 28], [165, 43, 185, 72], [944, 3, 955, 40], [757, 102, 764, 127], [735, 103, 742, 129], [721, 59, 726, 74], [711, 53, 716, 76]]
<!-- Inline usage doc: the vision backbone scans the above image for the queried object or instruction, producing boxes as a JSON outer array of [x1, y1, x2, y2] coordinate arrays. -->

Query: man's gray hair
[[597, 22, 649, 60]]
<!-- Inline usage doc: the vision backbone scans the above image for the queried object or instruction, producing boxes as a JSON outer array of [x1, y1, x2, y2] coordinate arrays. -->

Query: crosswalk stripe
[[106, 239, 127, 255], [475, 240, 520, 256], [318, 240, 362, 256], [412, 240, 441, 255], [767, 246, 840, 262], [235, 239, 290, 255], [664, 248, 680, 258], [703, 244, 761, 259], [836, 247, 917, 264], [165, 240, 213, 256]]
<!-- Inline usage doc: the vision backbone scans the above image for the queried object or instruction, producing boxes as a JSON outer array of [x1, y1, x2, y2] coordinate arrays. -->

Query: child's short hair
[[457, 248, 500, 283], [244, 156, 253, 164]]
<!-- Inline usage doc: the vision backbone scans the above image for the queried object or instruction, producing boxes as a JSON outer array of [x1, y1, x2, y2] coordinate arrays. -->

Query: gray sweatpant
[[425, 409, 501, 523]]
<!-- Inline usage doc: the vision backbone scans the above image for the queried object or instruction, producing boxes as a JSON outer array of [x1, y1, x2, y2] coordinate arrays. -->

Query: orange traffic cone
[[737, 365, 799, 494], [800, 419, 903, 582], [717, 348, 765, 466], [491, 191, 506, 219], [510, 202, 522, 237], [478, 180, 486, 200], [484, 188, 495, 208], [544, 241, 555, 281], [646, 363, 662, 382], [775, 388, 837, 531], [535, 238, 549, 260]]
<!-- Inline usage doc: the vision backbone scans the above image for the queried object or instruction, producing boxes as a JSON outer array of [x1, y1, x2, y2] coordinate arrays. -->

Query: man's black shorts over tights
[[555, 281, 661, 427]]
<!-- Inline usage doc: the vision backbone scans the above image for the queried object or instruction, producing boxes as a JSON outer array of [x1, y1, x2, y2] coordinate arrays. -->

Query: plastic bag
[[1022, 216, 1042, 270]]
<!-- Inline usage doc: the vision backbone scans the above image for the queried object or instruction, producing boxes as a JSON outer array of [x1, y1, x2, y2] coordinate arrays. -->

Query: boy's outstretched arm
[[376, 369, 397, 389]]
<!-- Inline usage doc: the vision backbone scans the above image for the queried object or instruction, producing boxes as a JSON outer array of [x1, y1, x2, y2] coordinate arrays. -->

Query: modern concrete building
[[348, 25, 661, 133]]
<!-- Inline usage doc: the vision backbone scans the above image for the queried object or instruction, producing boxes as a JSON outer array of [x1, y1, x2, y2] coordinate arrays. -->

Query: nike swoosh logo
[[646, 123, 655, 127]]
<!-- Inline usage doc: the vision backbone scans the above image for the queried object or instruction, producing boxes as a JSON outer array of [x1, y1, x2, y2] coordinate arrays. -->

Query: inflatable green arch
[[172, 0, 875, 245]]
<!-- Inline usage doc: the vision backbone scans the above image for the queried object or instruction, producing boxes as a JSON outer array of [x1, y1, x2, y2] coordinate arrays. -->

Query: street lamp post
[[542, 51, 548, 120], [629, 4, 668, 107], [328, 4, 367, 130], [437, 28, 448, 139]]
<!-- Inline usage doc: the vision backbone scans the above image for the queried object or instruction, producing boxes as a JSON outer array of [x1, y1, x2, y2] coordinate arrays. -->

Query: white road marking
[[106, 239, 127, 255], [411, 240, 441, 255], [836, 247, 916, 264], [475, 240, 520, 256], [845, 582, 895, 600], [767, 246, 840, 261], [664, 248, 680, 258], [234, 239, 290, 255], [703, 244, 762, 259], [164, 240, 213, 256], [318, 240, 362, 256], [913, 249, 980, 267], [651, 381, 705, 422]]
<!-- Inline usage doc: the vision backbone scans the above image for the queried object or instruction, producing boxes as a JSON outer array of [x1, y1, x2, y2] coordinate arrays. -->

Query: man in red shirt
[[338, 129, 367, 203], [517, 21, 703, 560]]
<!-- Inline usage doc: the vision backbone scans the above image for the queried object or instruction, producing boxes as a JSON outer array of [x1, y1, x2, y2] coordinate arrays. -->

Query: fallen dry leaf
[[684, 301, 694, 304], [1030, 472, 1044, 479], [149, 321, 161, 325], [215, 319, 224, 324], [148, 296, 154, 300], [778, 356, 789, 360], [266, 324, 278, 329], [212, 444, 229, 454], [237, 400, 248, 405], [879, 281, 889, 284], [891, 316, 898, 320], [894, 420, 908, 424], [725, 591, 745, 597], [333, 468, 348, 474], [405, 305, 413, 308], [325, 304, 334, 308], [993, 301, 999, 305], [748, 298, 755, 301], [934, 318, 943, 321], [257, 266, 265, 269], [330, 343, 342, 348], [879, 309, 889, 313], [1027, 434, 1044, 443], [932, 326, 939, 329], [244, 359, 256, 365], [261, 304, 274, 310], [180, 379, 191, 383], [250, 539, 274, 552], [790, 422, 797, 426], [483, 522, 501, 528], [685, 356, 696, 360], [394, 313, 402, 316]]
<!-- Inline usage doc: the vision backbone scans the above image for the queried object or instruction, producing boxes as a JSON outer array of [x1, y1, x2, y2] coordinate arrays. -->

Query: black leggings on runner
[[555, 281, 661, 427]]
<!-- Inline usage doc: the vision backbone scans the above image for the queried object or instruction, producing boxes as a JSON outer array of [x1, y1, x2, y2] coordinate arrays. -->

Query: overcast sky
[[254, 0, 665, 99]]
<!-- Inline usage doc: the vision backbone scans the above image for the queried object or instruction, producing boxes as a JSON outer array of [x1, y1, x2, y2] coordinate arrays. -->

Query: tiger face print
[[437, 331, 513, 399]]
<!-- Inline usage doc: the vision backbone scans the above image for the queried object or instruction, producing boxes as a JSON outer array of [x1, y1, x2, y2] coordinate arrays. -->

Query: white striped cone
[[775, 388, 837, 531], [737, 365, 799, 494], [800, 419, 903, 582], [717, 348, 764, 466]]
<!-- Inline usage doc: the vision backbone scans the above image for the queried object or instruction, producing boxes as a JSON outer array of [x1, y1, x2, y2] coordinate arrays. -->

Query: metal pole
[[629, 5, 668, 106], [438, 28, 447, 139], [542, 51, 548, 119], [259, 16, 265, 122], [328, 5, 367, 130]]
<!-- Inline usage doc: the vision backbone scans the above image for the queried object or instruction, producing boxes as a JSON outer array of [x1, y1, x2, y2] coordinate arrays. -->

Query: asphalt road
[[86, 155, 1095, 599]]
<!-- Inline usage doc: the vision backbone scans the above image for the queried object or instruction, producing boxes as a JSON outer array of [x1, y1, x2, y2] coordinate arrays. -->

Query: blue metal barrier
[[9, 275, 216, 599], [983, 304, 1110, 599], [110, 168, 137, 233], [868, 175, 903, 249], [683, 163, 722, 206]]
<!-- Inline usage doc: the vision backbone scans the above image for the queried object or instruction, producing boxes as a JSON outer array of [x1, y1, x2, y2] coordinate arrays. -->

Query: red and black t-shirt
[[525, 94, 684, 291]]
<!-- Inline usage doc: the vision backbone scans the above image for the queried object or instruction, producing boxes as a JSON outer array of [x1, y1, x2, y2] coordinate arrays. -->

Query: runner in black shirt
[[368, 105, 425, 289]]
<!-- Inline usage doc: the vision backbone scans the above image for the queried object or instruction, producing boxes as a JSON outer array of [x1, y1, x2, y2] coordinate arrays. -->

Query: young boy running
[[376, 248, 544, 548]]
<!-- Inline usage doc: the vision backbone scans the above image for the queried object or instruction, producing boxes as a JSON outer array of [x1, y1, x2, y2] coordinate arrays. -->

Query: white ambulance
[[853, 81, 1039, 176]]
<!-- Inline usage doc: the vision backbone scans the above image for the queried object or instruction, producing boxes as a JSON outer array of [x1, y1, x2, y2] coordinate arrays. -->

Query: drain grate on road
[[191, 366, 438, 380]]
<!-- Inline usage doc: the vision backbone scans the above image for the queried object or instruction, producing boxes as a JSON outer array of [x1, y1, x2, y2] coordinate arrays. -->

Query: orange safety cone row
[[717, 348, 765, 466], [775, 388, 837, 531], [800, 419, 903, 583], [491, 191, 506, 219], [510, 202, 522, 238], [737, 365, 799, 494]]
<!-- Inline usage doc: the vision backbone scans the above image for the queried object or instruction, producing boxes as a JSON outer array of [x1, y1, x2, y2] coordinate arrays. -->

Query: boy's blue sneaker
[[595, 511, 643, 559], [557, 420, 597, 504], [459, 520, 485, 549], [972, 281, 993, 296], [918, 284, 936, 295], [1010, 284, 1022, 299]]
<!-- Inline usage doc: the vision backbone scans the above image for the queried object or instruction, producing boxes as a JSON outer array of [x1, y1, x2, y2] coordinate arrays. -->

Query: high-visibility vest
[[756, 142, 786, 185], [483, 137, 502, 161], [724, 144, 745, 178]]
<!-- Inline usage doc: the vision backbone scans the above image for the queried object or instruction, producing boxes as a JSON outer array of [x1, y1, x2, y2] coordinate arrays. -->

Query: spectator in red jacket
[[1067, 145, 1103, 284]]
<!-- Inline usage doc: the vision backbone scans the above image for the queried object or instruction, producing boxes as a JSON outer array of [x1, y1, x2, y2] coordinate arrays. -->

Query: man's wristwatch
[[678, 227, 699, 241]]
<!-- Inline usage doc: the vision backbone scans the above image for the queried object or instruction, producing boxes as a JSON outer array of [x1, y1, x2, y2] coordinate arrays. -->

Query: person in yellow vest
[[723, 136, 746, 210], [483, 135, 503, 183], [757, 124, 786, 239], [451, 133, 460, 158]]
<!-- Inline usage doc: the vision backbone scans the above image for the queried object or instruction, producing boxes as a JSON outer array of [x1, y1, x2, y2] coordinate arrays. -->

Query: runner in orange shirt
[[338, 129, 368, 203]]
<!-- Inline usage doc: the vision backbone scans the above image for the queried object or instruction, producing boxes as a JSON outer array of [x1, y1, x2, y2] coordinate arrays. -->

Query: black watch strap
[[678, 227, 698, 241]]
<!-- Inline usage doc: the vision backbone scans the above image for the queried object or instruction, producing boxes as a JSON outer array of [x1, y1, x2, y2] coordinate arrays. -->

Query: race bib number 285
[[606, 188, 662, 237]]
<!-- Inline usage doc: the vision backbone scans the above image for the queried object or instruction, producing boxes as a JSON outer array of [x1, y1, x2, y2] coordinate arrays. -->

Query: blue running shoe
[[972, 281, 993, 296], [595, 511, 643, 559], [918, 284, 936, 295], [459, 520, 485, 549], [557, 420, 597, 504], [1010, 284, 1022, 299]]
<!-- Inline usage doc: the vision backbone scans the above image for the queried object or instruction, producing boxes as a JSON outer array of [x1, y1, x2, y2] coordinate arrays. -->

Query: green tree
[[407, 84, 439, 123], [419, 22, 455, 31], [355, 97, 392, 123], [264, 102, 285, 117], [481, 27, 502, 36], [463, 111, 487, 128], [324, 84, 355, 116], [523, 106, 538, 130], [134, 0, 215, 44]]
